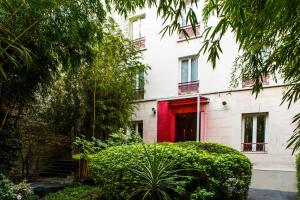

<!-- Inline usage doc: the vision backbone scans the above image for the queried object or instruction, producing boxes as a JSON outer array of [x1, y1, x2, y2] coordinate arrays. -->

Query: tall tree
[[0, 0, 106, 127], [0, 0, 106, 173], [31, 20, 147, 139]]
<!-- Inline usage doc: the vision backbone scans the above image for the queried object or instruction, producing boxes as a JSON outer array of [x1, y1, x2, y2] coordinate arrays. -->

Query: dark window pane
[[138, 121, 143, 138], [257, 115, 265, 143], [244, 116, 253, 143]]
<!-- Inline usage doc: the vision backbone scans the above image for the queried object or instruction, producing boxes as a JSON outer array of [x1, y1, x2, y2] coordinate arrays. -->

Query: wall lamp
[[152, 107, 156, 115]]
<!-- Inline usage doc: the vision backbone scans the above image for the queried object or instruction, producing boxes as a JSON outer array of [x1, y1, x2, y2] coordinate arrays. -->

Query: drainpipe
[[196, 95, 200, 142]]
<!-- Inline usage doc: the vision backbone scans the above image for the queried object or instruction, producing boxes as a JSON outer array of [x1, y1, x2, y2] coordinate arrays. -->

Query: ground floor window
[[131, 121, 143, 138], [242, 113, 267, 152]]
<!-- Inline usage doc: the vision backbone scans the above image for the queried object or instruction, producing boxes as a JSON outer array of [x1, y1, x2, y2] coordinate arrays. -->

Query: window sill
[[177, 35, 201, 43], [242, 151, 268, 154]]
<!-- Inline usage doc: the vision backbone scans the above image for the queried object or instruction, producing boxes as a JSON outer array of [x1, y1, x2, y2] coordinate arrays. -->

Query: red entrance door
[[157, 97, 207, 143], [175, 113, 197, 142]]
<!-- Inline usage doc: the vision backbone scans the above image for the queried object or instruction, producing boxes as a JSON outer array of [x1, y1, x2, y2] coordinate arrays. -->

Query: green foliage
[[175, 141, 244, 155], [297, 154, 300, 199], [0, 123, 22, 173], [0, 0, 106, 104], [33, 19, 147, 138], [73, 135, 108, 160], [90, 142, 252, 200], [190, 187, 214, 200], [73, 129, 142, 160], [106, 129, 143, 147], [43, 184, 102, 200], [0, 174, 16, 200], [0, 174, 35, 200], [128, 144, 186, 200], [12, 179, 35, 200]]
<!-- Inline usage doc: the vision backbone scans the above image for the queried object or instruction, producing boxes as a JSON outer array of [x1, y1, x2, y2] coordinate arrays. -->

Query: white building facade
[[116, 5, 299, 192]]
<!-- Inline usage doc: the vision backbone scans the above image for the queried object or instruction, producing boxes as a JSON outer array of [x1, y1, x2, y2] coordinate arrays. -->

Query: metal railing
[[133, 37, 146, 50], [134, 89, 144, 100], [179, 24, 201, 39], [178, 80, 199, 95], [241, 142, 267, 152]]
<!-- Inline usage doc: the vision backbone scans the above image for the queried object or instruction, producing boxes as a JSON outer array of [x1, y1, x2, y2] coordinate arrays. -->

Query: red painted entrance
[[157, 97, 208, 142]]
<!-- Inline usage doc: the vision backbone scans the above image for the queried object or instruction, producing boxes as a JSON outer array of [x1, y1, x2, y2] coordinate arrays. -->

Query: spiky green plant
[[128, 144, 187, 200]]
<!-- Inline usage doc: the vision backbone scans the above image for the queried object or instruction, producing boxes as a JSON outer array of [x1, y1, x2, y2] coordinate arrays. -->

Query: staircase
[[39, 160, 75, 178]]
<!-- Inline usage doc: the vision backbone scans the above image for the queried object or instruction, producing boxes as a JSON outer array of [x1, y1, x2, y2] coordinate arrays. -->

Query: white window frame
[[179, 2, 200, 27], [130, 15, 146, 40], [134, 71, 144, 90], [241, 113, 268, 152], [179, 56, 198, 83], [130, 121, 143, 138]]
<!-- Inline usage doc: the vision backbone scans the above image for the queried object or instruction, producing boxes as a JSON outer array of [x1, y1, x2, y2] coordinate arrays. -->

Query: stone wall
[[12, 121, 72, 179]]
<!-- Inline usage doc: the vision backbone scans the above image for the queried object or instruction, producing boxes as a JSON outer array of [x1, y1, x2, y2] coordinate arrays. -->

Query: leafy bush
[[297, 154, 300, 199], [12, 179, 35, 200], [0, 174, 16, 200], [0, 124, 22, 174], [174, 141, 244, 155], [73, 129, 142, 160], [128, 144, 186, 199], [90, 142, 252, 200], [73, 130, 142, 179], [43, 184, 102, 200], [0, 174, 36, 200]]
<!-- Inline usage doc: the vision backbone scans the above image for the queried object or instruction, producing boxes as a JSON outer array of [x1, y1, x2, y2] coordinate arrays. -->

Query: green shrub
[[174, 141, 244, 155], [90, 142, 252, 200], [0, 174, 16, 200], [12, 179, 35, 200], [43, 184, 103, 200], [296, 154, 300, 199]]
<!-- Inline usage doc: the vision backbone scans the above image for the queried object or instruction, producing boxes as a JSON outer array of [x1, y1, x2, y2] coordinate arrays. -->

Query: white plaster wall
[[114, 6, 283, 100], [131, 101, 157, 143], [203, 87, 298, 171]]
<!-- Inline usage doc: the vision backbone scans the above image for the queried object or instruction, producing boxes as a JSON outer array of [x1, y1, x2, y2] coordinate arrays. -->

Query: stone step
[[39, 159, 75, 178], [39, 172, 70, 178]]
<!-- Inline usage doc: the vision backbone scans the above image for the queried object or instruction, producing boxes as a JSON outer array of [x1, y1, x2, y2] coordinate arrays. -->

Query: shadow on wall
[[11, 121, 72, 180]]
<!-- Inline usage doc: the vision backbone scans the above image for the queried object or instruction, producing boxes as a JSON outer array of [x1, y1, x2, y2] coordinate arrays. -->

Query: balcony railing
[[242, 75, 269, 88], [179, 24, 201, 40], [178, 80, 199, 95], [134, 89, 144, 100], [241, 142, 267, 152], [133, 37, 146, 50]]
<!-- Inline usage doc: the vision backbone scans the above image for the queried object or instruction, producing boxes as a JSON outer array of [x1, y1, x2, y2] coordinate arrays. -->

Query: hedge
[[90, 142, 252, 200], [297, 154, 300, 199], [43, 184, 103, 200]]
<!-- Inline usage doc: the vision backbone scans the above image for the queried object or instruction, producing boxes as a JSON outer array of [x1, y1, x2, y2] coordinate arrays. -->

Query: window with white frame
[[242, 113, 268, 152], [180, 57, 198, 83], [131, 121, 143, 138], [179, 2, 200, 27], [134, 70, 144, 90], [131, 15, 145, 40]]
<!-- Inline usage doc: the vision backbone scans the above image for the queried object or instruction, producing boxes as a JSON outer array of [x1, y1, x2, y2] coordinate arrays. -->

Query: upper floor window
[[131, 15, 145, 40], [242, 113, 268, 152], [134, 70, 145, 99], [180, 57, 198, 83], [178, 3, 201, 40], [178, 57, 199, 95], [130, 15, 146, 50]]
